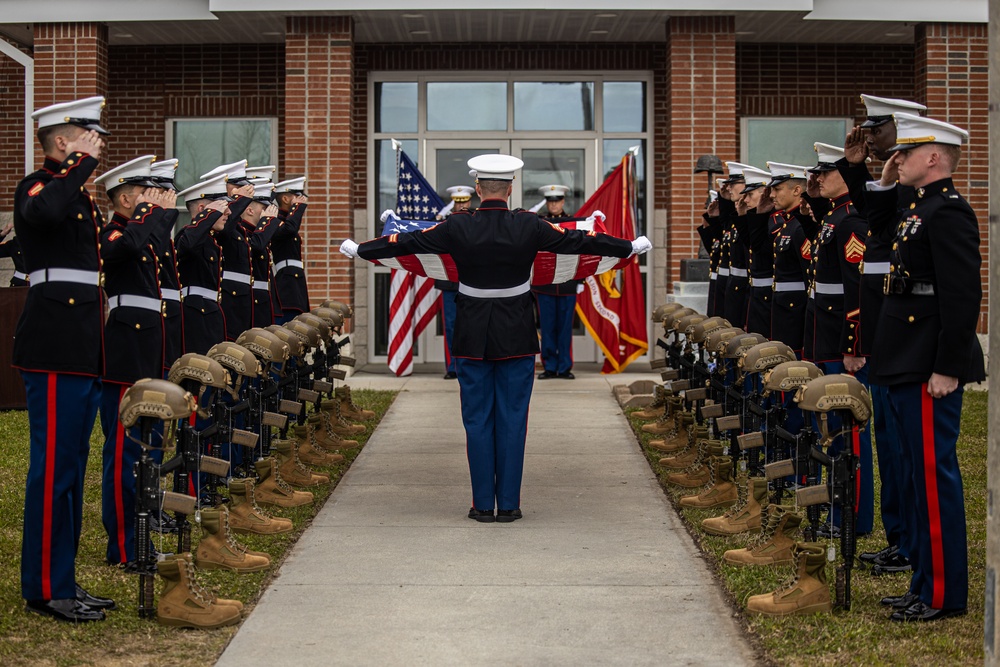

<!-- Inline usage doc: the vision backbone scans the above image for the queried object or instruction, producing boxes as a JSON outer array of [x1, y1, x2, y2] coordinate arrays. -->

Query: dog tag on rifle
[[328, 368, 348, 380], [739, 459, 747, 474], [338, 356, 357, 368], [722, 445, 730, 456], [828, 545, 836, 562], [279, 399, 302, 415]]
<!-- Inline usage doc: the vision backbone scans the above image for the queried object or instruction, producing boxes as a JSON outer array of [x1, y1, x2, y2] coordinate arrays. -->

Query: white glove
[[576, 284, 585, 295], [631, 236, 652, 256], [591, 210, 606, 224], [380, 209, 399, 224], [339, 239, 359, 259]]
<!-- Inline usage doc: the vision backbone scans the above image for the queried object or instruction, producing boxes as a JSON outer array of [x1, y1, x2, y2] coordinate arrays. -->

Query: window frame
[[163, 116, 281, 186]]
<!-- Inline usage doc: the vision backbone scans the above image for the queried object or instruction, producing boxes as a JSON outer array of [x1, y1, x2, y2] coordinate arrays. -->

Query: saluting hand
[[843, 127, 869, 166], [757, 188, 775, 214], [233, 184, 255, 199], [805, 173, 821, 198], [263, 204, 279, 219], [880, 153, 901, 187], [705, 200, 720, 218], [292, 194, 308, 205], [65, 130, 104, 161], [927, 373, 959, 399]]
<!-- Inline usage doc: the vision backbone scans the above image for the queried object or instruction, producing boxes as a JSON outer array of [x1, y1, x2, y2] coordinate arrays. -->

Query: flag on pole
[[574, 151, 648, 373], [386, 148, 446, 377]]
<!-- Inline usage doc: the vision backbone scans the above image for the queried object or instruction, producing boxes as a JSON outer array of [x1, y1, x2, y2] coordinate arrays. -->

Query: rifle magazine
[[200, 455, 230, 477], [231, 429, 258, 448], [795, 484, 831, 507], [161, 491, 197, 515], [764, 459, 794, 480]]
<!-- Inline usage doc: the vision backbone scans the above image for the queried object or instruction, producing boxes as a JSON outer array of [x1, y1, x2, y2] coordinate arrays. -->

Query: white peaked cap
[[200, 159, 248, 182], [446, 185, 475, 200], [808, 143, 846, 173], [32, 96, 108, 134], [95, 155, 156, 188], [766, 162, 810, 186], [150, 159, 178, 180], [740, 167, 771, 191], [177, 174, 230, 205], [723, 162, 754, 183], [249, 177, 275, 201], [246, 165, 276, 180], [274, 177, 307, 194], [860, 94, 926, 127], [539, 184, 570, 199], [891, 112, 969, 151], [715, 177, 725, 190], [467, 154, 524, 181]]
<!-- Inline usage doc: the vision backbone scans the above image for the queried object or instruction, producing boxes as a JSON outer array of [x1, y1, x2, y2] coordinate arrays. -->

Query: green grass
[[0, 389, 397, 667], [627, 390, 988, 667]]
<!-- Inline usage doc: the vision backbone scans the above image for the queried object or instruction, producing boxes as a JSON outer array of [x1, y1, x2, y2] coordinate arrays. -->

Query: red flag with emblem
[[574, 152, 648, 373]]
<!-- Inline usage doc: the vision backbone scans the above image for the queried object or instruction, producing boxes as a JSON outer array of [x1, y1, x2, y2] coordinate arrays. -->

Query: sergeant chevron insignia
[[844, 234, 866, 263], [800, 239, 812, 260]]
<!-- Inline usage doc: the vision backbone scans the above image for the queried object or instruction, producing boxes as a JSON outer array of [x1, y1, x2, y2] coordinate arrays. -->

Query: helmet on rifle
[[119, 378, 197, 428], [236, 328, 291, 364], [651, 303, 684, 323], [738, 342, 797, 375], [706, 327, 744, 355], [295, 313, 331, 342], [664, 308, 696, 332], [283, 320, 321, 350], [320, 300, 352, 318], [687, 317, 730, 344], [796, 374, 872, 425], [676, 315, 706, 337], [723, 333, 768, 360], [207, 342, 261, 379], [167, 353, 230, 390], [762, 360, 823, 393], [263, 325, 303, 358], [312, 307, 344, 331]]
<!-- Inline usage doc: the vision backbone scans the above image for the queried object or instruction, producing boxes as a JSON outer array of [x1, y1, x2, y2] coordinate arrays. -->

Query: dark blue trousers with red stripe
[[868, 382, 911, 558], [537, 293, 575, 375], [456, 356, 534, 512], [100, 382, 145, 565], [20, 371, 101, 601], [888, 383, 967, 611]]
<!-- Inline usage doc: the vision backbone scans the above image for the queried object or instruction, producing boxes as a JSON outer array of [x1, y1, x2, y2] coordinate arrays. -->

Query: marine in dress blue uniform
[[94, 155, 172, 566], [533, 185, 579, 380], [739, 167, 778, 336], [865, 113, 984, 622], [149, 159, 184, 373], [697, 187, 722, 317], [345, 155, 647, 522], [272, 177, 311, 324], [435, 185, 475, 379], [14, 96, 115, 622], [245, 176, 282, 328]]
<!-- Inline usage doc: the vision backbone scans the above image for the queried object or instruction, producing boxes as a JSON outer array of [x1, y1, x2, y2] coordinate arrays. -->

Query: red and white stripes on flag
[[387, 270, 440, 376]]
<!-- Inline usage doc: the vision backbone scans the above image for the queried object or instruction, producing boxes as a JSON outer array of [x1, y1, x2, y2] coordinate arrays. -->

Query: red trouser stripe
[[921, 386, 946, 609], [115, 384, 128, 562], [41, 373, 57, 600]]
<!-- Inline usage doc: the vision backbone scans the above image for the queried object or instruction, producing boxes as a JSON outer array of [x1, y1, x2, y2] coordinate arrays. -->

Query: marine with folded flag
[[340, 154, 652, 523]]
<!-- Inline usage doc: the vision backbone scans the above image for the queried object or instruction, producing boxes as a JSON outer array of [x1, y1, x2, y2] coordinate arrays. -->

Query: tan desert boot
[[746, 542, 832, 616], [724, 506, 802, 566], [253, 457, 314, 508], [194, 507, 271, 573], [227, 478, 294, 535], [659, 436, 721, 470], [301, 417, 361, 451], [701, 476, 768, 536], [679, 456, 738, 509], [631, 385, 670, 420], [335, 386, 376, 420], [156, 553, 242, 629], [290, 424, 345, 465], [319, 399, 367, 435], [664, 441, 725, 488], [273, 439, 330, 487]]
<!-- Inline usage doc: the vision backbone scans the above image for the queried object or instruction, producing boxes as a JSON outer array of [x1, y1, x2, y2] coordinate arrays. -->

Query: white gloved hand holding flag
[[339, 239, 359, 259], [630, 235, 652, 256]]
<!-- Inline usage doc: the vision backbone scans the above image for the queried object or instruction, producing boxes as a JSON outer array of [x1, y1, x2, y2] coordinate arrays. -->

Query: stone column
[[985, 5, 998, 663]]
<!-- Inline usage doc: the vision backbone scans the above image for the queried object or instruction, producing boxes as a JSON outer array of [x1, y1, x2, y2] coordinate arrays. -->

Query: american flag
[[386, 150, 446, 377]]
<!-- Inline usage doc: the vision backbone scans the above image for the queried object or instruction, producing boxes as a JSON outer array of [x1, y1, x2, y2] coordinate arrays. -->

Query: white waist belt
[[729, 268, 748, 278], [29, 268, 100, 287], [709, 272, 718, 280], [12, 271, 27, 281], [222, 271, 252, 285], [751, 277, 773, 288], [459, 280, 530, 299], [862, 261, 890, 275], [181, 285, 219, 301], [774, 281, 805, 292], [274, 259, 304, 273], [108, 294, 162, 313], [161, 288, 181, 302], [718, 268, 731, 276], [814, 282, 845, 295], [253, 281, 270, 291]]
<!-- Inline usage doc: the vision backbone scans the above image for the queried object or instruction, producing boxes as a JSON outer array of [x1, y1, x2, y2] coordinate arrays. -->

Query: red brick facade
[[0, 37, 29, 212]]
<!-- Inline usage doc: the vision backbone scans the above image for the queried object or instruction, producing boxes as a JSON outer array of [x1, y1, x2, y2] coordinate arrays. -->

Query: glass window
[[171, 119, 273, 192], [514, 82, 594, 131], [603, 82, 645, 132], [434, 148, 497, 210], [375, 82, 418, 133], [743, 118, 852, 170], [426, 82, 506, 131], [603, 140, 646, 237], [520, 148, 586, 214], [374, 139, 417, 235]]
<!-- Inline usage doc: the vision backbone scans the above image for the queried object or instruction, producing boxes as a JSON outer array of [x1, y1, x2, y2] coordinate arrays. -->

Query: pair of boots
[[194, 506, 272, 573], [648, 415, 700, 453], [272, 438, 330, 488], [662, 440, 725, 488], [723, 504, 802, 566], [702, 477, 768, 536], [642, 398, 687, 439], [157, 553, 243, 629], [632, 385, 671, 421], [254, 457, 314, 509], [678, 456, 738, 508], [292, 420, 347, 466]]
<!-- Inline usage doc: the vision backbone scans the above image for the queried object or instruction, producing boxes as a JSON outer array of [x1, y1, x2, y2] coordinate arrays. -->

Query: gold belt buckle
[[858, 261, 865, 275]]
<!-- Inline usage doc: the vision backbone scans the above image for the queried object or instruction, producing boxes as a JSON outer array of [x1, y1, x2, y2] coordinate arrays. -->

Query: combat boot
[[254, 457, 314, 508], [319, 399, 366, 435], [665, 440, 725, 488], [227, 478, 294, 535], [632, 385, 670, 421], [724, 506, 802, 566], [701, 476, 769, 536], [335, 385, 376, 421], [156, 553, 242, 629], [679, 456, 738, 509], [290, 423, 345, 465], [746, 542, 831, 616], [273, 439, 330, 487], [304, 415, 361, 451], [194, 507, 271, 573], [659, 435, 718, 470]]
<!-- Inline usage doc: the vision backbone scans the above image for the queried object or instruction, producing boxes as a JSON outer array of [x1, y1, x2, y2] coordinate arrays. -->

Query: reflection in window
[[744, 118, 851, 169], [374, 139, 417, 235], [434, 148, 497, 209], [603, 82, 646, 132], [375, 82, 418, 133], [171, 119, 272, 191], [427, 82, 507, 131], [603, 139, 646, 238], [520, 149, 585, 213], [514, 82, 594, 131]]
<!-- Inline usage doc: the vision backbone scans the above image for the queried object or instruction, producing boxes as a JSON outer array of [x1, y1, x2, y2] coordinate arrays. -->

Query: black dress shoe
[[496, 509, 523, 523], [537, 370, 556, 380], [443, 372, 458, 380], [890, 601, 967, 623], [556, 371, 575, 380], [26, 598, 105, 623], [872, 553, 911, 575], [468, 507, 495, 523], [880, 591, 919, 609], [860, 544, 896, 564], [76, 585, 116, 611]]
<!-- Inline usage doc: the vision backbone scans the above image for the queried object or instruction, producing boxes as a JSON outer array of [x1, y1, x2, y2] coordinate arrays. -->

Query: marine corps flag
[[574, 150, 648, 373]]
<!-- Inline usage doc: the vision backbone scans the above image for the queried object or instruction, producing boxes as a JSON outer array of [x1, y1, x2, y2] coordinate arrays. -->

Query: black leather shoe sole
[[76, 585, 117, 611], [880, 592, 919, 609], [537, 371, 556, 380], [443, 372, 457, 380], [891, 602, 967, 622], [859, 545, 895, 564], [557, 372, 575, 379], [26, 599, 106, 623], [496, 509, 522, 523], [468, 508, 495, 523]]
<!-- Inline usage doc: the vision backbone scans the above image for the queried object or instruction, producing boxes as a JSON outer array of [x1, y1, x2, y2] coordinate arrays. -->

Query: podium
[[0, 287, 27, 409]]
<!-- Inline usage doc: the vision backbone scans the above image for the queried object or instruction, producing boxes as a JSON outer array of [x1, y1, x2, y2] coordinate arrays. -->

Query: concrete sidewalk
[[216, 371, 757, 667]]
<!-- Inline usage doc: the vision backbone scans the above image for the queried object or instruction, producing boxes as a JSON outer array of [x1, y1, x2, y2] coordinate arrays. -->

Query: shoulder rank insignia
[[109, 230, 123, 242], [844, 233, 865, 264], [548, 222, 566, 234], [28, 182, 44, 197], [800, 239, 812, 260]]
